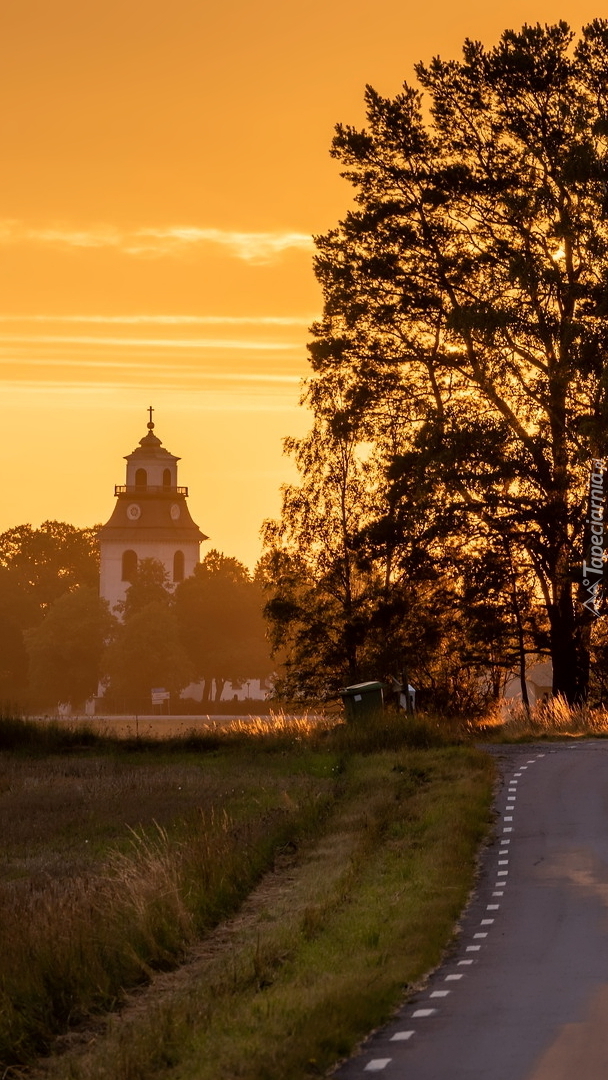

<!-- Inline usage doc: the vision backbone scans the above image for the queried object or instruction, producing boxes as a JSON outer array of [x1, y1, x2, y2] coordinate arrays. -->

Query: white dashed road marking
[[381, 756, 548, 1073]]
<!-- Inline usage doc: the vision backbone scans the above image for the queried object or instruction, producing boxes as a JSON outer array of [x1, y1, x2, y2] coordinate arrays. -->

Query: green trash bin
[[340, 681, 385, 721]]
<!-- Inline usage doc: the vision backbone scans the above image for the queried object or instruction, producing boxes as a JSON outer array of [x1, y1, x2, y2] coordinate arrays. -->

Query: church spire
[[99, 412, 208, 613]]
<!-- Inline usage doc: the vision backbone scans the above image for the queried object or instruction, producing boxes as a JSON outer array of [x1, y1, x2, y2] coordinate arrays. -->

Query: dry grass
[[485, 695, 608, 740], [22, 711, 335, 744], [0, 738, 336, 1071]]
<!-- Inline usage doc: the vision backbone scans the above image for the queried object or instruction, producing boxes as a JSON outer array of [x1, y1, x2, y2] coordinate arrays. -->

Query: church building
[[99, 410, 207, 612]]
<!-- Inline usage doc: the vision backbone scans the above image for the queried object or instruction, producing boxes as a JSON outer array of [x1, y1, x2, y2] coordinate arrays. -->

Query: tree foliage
[[0, 569, 37, 706], [0, 521, 99, 615], [103, 601, 192, 712], [117, 557, 173, 620], [174, 550, 272, 702], [265, 21, 608, 705], [0, 523, 100, 706], [0, 520, 272, 712], [26, 587, 116, 709]]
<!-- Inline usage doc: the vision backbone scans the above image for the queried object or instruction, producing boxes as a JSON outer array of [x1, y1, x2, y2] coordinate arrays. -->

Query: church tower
[[99, 409, 207, 612]]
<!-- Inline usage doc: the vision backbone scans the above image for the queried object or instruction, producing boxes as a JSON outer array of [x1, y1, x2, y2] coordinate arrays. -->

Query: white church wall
[[125, 459, 177, 488], [180, 678, 271, 703], [100, 539, 200, 613], [221, 679, 270, 702]]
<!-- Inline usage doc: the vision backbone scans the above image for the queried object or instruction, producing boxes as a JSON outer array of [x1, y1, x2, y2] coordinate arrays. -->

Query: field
[[0, 713, 494, 1080], [26, 712, 326, 739]]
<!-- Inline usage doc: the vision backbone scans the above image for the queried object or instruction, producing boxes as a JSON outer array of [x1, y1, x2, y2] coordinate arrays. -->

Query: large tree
[[291, 21, 608, 703], [0, 521, 99, 616], [103, 601, 192, 712], [116, 557, 173, 620], [174, 550, 272, 702], [0, 522, 100, 708], [0, 568, 38, 706], [102, 559, 190, 711], [26, 587, 116, 709]]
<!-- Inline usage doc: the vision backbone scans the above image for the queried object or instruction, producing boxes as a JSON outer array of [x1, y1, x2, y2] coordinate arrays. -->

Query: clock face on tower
[[127, 503, 141, 520], [170, 504, 181, 520]]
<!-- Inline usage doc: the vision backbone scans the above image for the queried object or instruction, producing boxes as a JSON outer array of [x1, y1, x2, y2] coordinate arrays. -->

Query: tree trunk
[[506, 542, 530, 713], [547, 480, 589, 703], [548, 580, 589, 703]]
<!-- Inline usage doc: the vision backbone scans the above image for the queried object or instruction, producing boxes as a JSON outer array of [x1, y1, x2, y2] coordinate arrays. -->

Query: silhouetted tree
[[175, 550, 271, 703], [25, 587, 116, 709], [262, 390, 373, 694], [0, 521, 99, 616], [103, 601, 192, 712], [117, 557, 172, 620], [0, 568, 40, 706], [271, 21, 608, 704]]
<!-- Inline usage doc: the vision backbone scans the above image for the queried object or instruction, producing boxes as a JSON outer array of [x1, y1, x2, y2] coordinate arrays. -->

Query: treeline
[[0, 522, 272, 713], [262, 22, 608, 711]]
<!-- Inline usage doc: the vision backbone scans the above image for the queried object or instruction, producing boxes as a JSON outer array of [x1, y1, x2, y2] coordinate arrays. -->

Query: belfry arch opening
[[135, 468, 147, 488], [163, 468, 171, 489], [122, 550, 138, 582]]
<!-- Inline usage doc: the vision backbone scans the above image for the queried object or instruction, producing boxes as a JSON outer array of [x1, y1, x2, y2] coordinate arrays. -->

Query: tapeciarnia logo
[[581, 458, 605, 617]]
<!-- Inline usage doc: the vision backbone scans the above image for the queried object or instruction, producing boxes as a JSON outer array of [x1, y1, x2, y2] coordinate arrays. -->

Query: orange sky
[[0, 0, 603, 567]]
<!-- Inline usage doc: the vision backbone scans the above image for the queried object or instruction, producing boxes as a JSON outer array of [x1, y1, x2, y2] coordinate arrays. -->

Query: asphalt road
[[334, 741, 608, 1080]]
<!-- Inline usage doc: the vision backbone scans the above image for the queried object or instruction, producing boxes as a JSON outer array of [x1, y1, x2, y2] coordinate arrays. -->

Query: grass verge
[[36, 744, 494, 1080], [0, 724, 338, 1071], [482, 696, 608, 741]]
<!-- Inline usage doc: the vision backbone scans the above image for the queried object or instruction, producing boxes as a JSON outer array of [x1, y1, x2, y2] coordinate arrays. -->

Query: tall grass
[[0, 713, 335, 755], [0, 710, 461, 758], [0, 807, 319, 1065], [0, 743, 334, 1070], [0, 714, 104, 752], [490, 695, 608, 740]]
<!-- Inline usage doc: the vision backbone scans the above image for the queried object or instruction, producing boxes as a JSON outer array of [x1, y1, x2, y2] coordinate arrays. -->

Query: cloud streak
[[0, 333, 300, 351], [0, 221, 314, 263], [0, 356, 300, 382], [0, 313, 317, 326]]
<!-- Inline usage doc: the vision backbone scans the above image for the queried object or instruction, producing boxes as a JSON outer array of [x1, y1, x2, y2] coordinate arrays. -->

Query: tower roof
[[125, 415, 180, 464], [99, 408, 207, 544]]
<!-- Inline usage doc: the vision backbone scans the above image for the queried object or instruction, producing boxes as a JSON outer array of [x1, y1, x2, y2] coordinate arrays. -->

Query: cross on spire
[[147, 405, 154, 430]]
